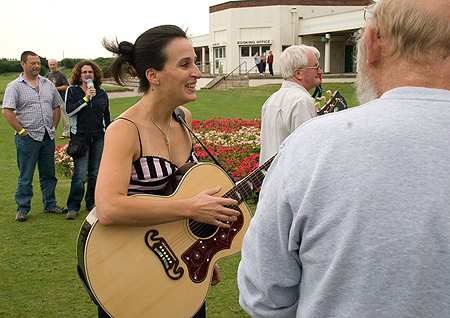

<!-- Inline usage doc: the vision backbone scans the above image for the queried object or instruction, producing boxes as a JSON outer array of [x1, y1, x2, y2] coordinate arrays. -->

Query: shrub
[[0, 59, 22, 73]]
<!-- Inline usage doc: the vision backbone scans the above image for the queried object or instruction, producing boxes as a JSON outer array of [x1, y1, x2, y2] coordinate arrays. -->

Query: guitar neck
[[224, 154, 275, 204]]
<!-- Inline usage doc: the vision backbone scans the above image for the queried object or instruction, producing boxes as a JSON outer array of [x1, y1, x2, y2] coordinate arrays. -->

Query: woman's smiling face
[[156, 37, 202, 106]]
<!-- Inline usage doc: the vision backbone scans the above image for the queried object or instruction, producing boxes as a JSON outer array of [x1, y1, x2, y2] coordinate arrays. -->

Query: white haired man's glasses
[[363, 5, 381, 38], [304, 65, 323, 72]]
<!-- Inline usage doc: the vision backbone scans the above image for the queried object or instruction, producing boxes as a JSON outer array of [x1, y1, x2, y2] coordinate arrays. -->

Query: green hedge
[[1, 57, 114, 79], [0, 59, 22, 73]]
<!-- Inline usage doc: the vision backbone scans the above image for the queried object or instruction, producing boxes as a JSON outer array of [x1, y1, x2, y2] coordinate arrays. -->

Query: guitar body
[[77, 163, 252, 318]]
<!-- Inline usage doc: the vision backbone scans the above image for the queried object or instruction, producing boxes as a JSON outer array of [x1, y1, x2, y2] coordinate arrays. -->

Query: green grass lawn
[[0, 82, 357, 317]]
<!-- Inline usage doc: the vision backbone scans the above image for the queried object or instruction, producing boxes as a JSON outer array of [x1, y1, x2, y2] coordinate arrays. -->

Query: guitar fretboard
[[224, 155, 275, 204]]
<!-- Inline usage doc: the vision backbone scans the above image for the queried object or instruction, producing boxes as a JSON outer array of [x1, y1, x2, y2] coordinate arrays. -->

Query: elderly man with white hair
[[259, 44, 323, 164], [46, 58, 70, 139]]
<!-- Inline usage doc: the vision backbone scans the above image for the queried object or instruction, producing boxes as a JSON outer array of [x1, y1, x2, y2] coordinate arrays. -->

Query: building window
[[241, 46, 250, 57], [242, 46, 271, 56], [215, 47, 226, 59], [261, 45, 271, 53]]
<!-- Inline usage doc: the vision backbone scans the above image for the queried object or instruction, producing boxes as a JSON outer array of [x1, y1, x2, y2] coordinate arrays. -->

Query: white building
[[191, 0, 372, 76]]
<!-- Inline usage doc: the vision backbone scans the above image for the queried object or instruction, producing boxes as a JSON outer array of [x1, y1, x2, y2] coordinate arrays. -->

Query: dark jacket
[[65, 85, 111, 139]]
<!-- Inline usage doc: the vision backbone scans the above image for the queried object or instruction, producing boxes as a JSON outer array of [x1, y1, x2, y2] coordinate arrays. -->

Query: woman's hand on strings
[[187, 186, 239, 228]]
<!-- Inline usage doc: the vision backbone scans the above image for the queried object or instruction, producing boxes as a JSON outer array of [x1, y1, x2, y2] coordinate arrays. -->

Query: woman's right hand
[[187, 186, 240, 228], [85, 87, 96, 100]]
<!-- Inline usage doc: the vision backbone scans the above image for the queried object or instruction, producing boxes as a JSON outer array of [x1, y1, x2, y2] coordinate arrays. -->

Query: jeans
[[14, 131, 58, 213], [67, 134, 104, 212]]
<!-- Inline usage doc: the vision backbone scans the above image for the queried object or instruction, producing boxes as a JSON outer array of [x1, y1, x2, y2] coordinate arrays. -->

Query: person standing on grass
[[92, 25, 239, 318], [65, 60, 111, 220], [46, 58, 70, 139], [259, 44, 322, 164], [2, 51, 68, 222], [238, 0, 450, 316]]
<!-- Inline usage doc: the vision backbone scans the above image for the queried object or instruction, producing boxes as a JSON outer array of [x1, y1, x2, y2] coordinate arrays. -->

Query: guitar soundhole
[[189, 221, 217, 238]]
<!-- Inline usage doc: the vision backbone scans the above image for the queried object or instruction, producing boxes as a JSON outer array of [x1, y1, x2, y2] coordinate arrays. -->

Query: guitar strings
[[164, 157, 275, 250], [185, 156, 274, 239]]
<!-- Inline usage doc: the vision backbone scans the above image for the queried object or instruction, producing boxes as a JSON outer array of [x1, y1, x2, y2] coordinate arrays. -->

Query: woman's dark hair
[[71, 60, 103, 87], [102, 25, 188, 93]]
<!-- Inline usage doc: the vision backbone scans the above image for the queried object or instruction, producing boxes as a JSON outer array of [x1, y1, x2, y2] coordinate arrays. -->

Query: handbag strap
[[174, 107, 233, 180]]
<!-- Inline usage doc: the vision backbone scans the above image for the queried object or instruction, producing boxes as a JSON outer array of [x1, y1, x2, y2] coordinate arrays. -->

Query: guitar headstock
[[315, 90, 348, 115]]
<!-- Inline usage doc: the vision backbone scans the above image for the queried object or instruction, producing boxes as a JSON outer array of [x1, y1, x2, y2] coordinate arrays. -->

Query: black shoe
[[86, 205, 95, 211], [15, 212, 27, 222]]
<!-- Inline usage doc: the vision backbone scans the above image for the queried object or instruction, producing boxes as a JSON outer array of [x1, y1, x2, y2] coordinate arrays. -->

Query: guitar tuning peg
[[320, 96, 327, 103], [326, 90, 332, 96], [315, 102, 321, 111]]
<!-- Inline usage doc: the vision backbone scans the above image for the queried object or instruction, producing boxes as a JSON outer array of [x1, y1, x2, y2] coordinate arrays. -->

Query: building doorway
[[240, 45, 271, 74], [345, 45, 354, 73], [214, 47, 226, 74]]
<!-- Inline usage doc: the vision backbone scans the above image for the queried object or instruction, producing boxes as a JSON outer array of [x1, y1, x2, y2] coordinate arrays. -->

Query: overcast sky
[[0, 0, 225, 61]]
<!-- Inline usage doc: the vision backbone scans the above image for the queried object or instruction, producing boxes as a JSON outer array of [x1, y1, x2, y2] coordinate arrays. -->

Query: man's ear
[[145, 68, 159, 85], [364, 28, 382, 68], [293, 68, 303, 80]]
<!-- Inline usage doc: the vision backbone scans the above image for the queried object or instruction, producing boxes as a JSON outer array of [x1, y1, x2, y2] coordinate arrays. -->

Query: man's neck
[[379, 58, 450, 93], [23, 72, 38, 81], [286, 77, 308, 90], [23, 73, 40, 90]]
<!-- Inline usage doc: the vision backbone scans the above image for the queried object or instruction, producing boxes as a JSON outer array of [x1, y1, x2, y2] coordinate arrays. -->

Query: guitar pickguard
[[181, 208, 244, 283], [145, 230, 184, 280]]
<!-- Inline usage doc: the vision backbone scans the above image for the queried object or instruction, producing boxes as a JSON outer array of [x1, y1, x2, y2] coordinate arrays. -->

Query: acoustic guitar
[[76, 155, 275, 317]]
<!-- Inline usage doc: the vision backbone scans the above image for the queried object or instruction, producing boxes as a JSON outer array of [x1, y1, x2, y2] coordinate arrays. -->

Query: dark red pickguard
[[181, 208, 243, 283]]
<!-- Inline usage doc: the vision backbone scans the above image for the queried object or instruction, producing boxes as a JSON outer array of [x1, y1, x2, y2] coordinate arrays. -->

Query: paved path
[[107, 76, 355, 99]]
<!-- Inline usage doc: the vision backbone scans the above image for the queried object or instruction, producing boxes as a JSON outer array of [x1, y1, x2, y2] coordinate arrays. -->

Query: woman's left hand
[[211, 264, 221, 286]]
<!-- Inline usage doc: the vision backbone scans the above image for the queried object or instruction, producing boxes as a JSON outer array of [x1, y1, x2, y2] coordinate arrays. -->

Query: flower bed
[[192, 117, 261, 182], [54, 143, 74, 177], [55, 117, 262, 183]]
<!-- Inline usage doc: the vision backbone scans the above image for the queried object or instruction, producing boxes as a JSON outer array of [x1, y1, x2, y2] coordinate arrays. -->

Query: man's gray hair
[[279, 45, 320, 79]]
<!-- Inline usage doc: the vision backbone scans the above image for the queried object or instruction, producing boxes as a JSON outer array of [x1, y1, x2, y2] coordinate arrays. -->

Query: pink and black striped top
[[115, 117, 198, 196]]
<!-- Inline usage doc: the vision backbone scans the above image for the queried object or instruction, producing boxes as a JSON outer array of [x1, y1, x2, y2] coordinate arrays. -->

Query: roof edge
[[210, 0, 372, 13]]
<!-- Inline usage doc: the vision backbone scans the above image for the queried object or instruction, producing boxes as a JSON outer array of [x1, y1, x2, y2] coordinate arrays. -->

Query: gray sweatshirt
[[238, 87, 450, 318]]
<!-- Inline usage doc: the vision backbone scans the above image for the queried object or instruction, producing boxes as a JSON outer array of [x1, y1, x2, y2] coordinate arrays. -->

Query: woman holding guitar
[[94, 25, 239, 318]]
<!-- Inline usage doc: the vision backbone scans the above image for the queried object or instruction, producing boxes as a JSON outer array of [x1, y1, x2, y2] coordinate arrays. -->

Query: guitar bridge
[[145, 230, 184, 280]]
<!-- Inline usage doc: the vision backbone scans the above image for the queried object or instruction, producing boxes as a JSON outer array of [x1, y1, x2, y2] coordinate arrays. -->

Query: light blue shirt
[[3, 74, 63, 141]]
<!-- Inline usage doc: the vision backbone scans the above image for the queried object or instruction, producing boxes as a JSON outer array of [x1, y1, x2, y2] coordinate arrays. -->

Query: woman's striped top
[[115, 117, 198, 196]]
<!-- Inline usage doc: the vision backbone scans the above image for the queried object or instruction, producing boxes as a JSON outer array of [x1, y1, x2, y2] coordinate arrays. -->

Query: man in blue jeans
[[2, 51, 68, 222]]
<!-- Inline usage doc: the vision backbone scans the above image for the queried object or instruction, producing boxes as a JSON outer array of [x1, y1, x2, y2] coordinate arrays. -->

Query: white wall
[[190, 4, 367, 75]]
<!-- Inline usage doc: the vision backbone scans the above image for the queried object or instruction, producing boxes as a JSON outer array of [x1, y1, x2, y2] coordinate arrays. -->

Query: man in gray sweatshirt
[[238, 0, 450, 317]]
